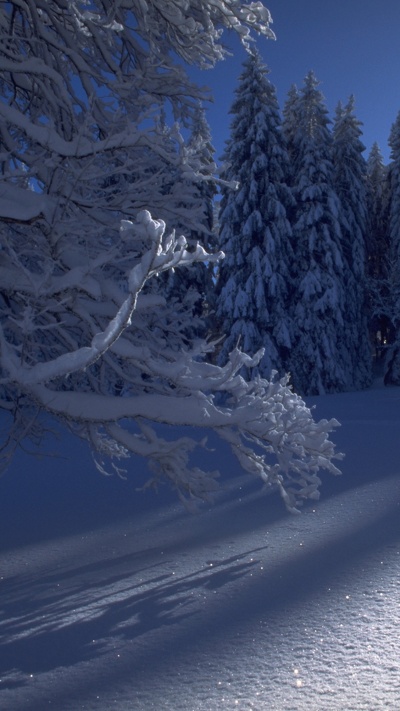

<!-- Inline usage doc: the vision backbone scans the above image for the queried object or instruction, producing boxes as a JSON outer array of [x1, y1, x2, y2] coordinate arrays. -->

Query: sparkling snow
[[0, 380, 399, 710]]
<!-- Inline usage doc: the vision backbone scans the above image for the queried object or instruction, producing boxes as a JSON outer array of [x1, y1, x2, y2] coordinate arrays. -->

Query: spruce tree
[[282, 84, 300, 175], [288, 71, 349, 395], [164, 104, 217, 336], [388, 113, 400, 259], [332, 97, 372, 389], [215, 51, 294, 378], [366, 142, 391, 358], [383, 112, 400, 383]]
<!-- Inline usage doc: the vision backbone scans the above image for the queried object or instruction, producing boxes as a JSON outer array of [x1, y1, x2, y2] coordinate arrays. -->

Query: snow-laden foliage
[[380, 112, 400, 384], [332, 97, 372, 389], [0, 1, 342, 511], [282, 83, 300, 175], [163, 104, 217, 332], [367, 144, 390, 280], [388, 113, 400, 267], [216, 51, 294, 379], [287, 72, 350, 395], [366, 143, 392, 357], [0, 207, 341, 511]]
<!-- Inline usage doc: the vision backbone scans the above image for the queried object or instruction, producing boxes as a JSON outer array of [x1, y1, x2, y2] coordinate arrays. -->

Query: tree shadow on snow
[[0, 541, 267, 682], [0, 487, 398, 710]]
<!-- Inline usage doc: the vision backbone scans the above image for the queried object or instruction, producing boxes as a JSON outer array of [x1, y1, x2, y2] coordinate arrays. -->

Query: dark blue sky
[[191, 0, 400, 164]]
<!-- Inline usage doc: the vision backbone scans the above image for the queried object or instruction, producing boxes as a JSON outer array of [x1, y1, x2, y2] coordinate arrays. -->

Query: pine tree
[[288, 71, 349, 395], [164, 104, 217, 332], [215, 51, 294, 378], [382, 112, 400, 383], [282, 84, 300, 175], [388, 113, 400, 260], [332, 97, 372, 389], [366, 142, 391, 358]]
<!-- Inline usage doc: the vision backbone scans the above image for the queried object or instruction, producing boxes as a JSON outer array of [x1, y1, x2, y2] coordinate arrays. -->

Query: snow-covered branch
[[1, 203, 340, 512], [1, 211, 222, 385], [0, 1, 342, 512]]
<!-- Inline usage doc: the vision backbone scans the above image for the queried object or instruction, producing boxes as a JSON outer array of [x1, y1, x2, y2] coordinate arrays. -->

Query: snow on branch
[[24, 362, 341, 513], [1, 202, 341, 511], [0, 184, 56, 222], [1, 212, 222, 386], [0, 2, 342, 512]]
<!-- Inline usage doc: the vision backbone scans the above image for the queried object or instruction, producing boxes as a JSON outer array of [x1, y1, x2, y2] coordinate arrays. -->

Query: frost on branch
[[1, 210, 341, 512]]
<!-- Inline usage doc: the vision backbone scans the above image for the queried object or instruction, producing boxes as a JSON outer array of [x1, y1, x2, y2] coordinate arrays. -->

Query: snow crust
[[0, 380, 399, 710]]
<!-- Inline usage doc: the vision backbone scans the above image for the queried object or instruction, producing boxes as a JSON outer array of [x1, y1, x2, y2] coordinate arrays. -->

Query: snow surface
[[0, 379, 399, 711]]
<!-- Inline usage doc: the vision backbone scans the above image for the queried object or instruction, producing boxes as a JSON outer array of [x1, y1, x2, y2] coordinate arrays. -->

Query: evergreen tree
[[215, 51, 294, 378], [366, 142, 391, 358], [382, 112, 400, 383], [187, 105, 216, 237], [332, 97, 372, 389], [282, 84, 300, 175], [288, 71, 349, 395], [164, 104, 217, 332], [388, 112, 400, 260]]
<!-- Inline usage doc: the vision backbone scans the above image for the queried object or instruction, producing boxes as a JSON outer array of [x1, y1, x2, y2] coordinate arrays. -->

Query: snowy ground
[[0, 380, 399, 711]]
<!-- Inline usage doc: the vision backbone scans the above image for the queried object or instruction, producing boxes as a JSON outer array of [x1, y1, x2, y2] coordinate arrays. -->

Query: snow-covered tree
[[0, 1, 342, 512], [367, 144, 390, 277], [282, 84, 300, 177], [366, 143, 391, 358], [215, 50, 295, 378], [288, 71, 349, 395], [163, 104, 217, 331], [388, 113, 400, 260], [332, 97, 372, 389], [381, 112, 400, 383]]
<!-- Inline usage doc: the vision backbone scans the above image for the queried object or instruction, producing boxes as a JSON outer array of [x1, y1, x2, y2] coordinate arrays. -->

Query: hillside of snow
[[0, 379, 399, 711]]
